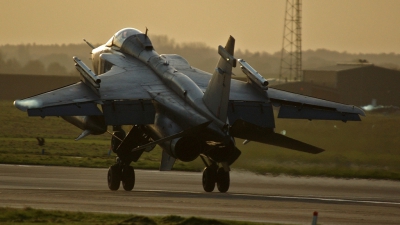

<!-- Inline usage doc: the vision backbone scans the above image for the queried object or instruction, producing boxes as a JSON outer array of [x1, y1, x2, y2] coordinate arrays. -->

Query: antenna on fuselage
[[145, 27, 148, 39], [83, 39, 95, 49]]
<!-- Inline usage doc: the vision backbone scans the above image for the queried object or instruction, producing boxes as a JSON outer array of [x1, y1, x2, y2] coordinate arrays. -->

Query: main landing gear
[[201, 156, 230, 193], [107, 125, 149, 191], [107, 159, 135, 191]]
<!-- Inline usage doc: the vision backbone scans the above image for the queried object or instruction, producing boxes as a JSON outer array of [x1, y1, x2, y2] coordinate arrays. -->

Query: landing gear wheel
[[216, 167, 230, 193], [202, 167, 217, 192], [122, 166, 135, 191], [107, 165, 121, 191]]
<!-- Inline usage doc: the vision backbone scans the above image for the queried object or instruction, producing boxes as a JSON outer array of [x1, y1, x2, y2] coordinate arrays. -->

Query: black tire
[[216, 167, 230, 193], [107, 165, 121, 191], [202, 167, 216, 192], [122, 166, 135, 191]]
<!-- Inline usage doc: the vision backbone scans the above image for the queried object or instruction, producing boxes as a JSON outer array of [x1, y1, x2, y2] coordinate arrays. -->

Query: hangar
[[273, 62, 400, 107]]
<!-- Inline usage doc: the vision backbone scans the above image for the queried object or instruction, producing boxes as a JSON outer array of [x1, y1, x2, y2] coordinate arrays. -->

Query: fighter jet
[[14, 28, 365, 193]]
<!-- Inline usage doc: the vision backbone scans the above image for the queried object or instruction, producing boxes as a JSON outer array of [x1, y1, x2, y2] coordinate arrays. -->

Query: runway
[[1, 164, 399, 224]]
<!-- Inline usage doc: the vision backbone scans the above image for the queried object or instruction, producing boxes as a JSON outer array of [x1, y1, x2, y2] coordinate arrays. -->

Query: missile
[[73, 56, 101, 89], [238, 59, 268, 90]]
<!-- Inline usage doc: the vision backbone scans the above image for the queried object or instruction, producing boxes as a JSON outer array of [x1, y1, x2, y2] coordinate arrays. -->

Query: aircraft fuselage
[[91, 29, 232, 154]]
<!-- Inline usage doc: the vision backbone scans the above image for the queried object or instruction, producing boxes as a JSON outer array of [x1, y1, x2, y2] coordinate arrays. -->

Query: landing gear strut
[[107, 126, 127, 191], [107, 125, 150, 191]]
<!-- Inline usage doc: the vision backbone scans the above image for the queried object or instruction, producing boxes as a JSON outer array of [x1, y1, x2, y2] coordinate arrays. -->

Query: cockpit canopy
[[106, 28, 154, 57], [106, 28, 142, 48]]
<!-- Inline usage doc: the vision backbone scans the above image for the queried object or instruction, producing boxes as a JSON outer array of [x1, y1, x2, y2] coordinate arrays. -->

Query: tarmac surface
[[1, 164, 399, 224]]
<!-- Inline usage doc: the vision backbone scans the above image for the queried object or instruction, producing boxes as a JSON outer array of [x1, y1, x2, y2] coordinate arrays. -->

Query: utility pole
[[279, 0, 302, 82]]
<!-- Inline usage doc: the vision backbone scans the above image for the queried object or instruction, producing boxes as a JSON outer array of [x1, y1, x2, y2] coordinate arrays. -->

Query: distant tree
[[378, 63, 400, 71], [16, 44, 32, 65], [0, 51, 5, 73], [4, 58, 22, 74], [46, 62, 67, 75], [150, 35, 177, 53], [2, 42, 400, 77], [21, 60, 46, 75], [41, 53, 72, 72], [68, 69, 80, 77]]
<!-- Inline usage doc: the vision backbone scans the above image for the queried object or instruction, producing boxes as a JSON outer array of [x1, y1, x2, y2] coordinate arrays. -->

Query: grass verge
[[2, 100, 400, 180], [0, 207, 276, 225]]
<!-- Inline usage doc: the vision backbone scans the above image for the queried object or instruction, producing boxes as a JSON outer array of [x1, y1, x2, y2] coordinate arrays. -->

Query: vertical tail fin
[[203, 36, 236, 122]]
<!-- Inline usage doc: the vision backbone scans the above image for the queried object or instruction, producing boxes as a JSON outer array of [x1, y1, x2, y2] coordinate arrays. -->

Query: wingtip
[[347, 105, 366, 117], [355, 106, 366, 117], [14, 99, 43, 112], [13, 100, 27, 112]]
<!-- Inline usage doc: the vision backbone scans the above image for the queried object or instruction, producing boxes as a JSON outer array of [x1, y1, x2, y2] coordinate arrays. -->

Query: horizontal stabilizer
[[230, 120, 324, 154]]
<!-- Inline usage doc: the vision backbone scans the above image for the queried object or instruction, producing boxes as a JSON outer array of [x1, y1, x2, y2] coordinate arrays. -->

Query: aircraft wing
[[14, 54, 167, 123], [14, 81, 103, 116], [267, 88, 365, 120], [165, 54, 365, 153], [164, 54, 365, 123]]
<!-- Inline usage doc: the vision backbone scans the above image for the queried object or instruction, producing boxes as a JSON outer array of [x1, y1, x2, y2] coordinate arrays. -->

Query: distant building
[[272, 63, 400, 106]]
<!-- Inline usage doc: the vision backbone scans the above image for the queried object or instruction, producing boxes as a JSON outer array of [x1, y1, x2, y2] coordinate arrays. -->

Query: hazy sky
[[1, 0, 400, 54]]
